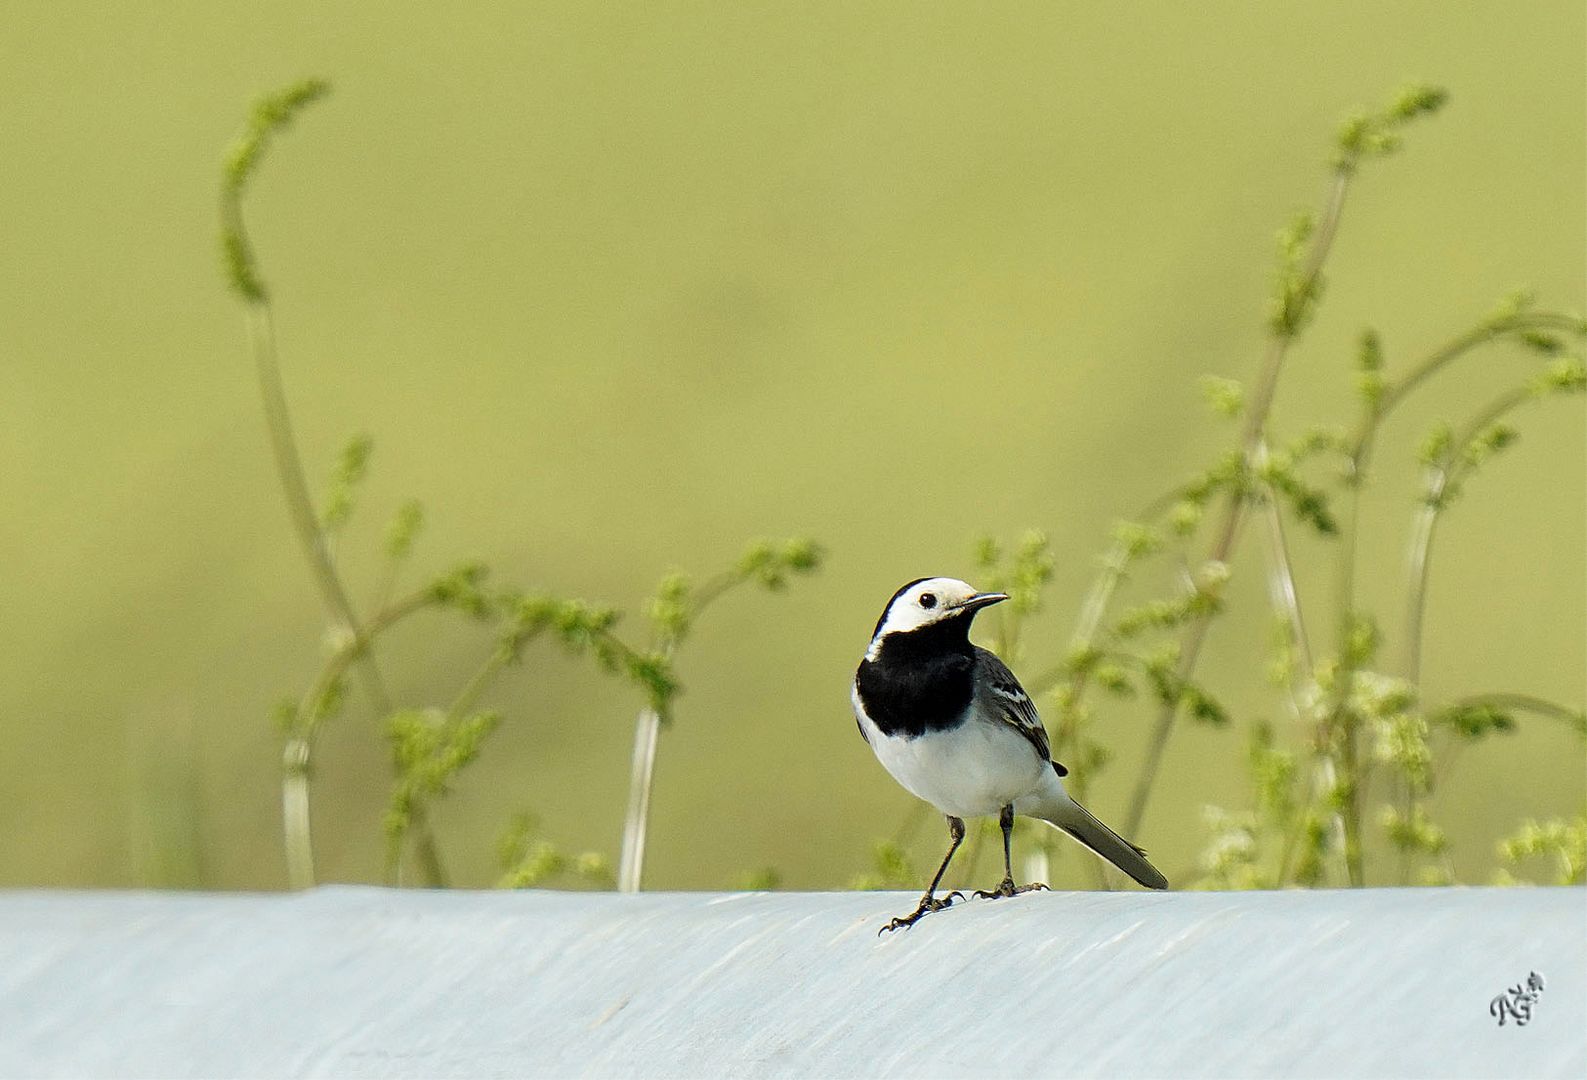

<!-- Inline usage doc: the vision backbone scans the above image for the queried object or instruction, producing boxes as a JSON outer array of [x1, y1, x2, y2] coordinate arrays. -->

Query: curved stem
[[279, 587, 438, 889], [617, 570, 751, 893], [1325, 426, 1378, 887], [1449, 692, 1585, 724], [1404, 386, 1534, 685], [1375, 313, 1582, 419], [1326, 314, 1569, 886], [1402, 384, 1545, 878], [245, 307, 368, 639], [228, 163, 447, 886], [1256, 470, 1334, 889], [1257, 469, 1315, 692], [1028, 488, 1185, 696], [1124, 170, 1355, 842], [1402, 472, 1444, 688]]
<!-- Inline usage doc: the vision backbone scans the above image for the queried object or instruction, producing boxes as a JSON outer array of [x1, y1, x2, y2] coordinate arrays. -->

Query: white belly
[[852, 684, 1050, 818]]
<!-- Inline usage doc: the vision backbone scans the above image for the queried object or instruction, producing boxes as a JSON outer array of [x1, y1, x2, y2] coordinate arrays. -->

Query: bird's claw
[[974, 878, 1050, 900], [878, 891, 963, 934]]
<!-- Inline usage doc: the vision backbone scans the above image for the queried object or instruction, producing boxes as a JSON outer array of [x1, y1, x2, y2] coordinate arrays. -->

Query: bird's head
[[867, 577, 1009, 653]]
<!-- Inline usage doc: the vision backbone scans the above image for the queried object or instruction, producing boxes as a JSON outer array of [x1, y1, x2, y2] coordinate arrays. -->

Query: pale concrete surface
[[0, 886, 1581, 1078]]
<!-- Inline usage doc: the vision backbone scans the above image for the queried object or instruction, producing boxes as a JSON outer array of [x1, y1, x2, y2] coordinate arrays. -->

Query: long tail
[[1023, 788, 1168, 890]]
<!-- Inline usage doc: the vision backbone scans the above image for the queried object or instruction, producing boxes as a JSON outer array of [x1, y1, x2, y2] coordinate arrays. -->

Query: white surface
[[0, 886, 1581, 1078]]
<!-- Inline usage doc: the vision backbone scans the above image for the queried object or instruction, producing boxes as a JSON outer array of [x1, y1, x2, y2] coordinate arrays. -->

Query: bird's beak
[[956, 591, 1010, 613]]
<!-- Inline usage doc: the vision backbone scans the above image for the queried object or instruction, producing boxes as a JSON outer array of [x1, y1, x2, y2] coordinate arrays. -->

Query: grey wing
[[972, 647, 1052, 765]]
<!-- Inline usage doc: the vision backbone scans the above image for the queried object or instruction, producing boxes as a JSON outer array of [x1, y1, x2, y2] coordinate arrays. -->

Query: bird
[[852, 577, 1168, 931]]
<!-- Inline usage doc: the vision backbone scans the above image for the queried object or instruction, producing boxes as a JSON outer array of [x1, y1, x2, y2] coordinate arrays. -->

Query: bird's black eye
[[918, 592, 937, 610]]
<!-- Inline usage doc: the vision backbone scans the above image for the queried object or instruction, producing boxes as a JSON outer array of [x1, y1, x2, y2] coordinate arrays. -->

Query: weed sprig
[[222, 80, 821, 889], [859, 83, 1583, 892]]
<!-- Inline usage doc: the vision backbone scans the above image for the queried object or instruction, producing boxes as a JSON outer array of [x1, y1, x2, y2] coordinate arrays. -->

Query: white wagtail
[[853, 577, 1168, 931]]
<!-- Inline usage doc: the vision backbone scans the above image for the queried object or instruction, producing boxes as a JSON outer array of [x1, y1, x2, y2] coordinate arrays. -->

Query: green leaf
[[429, 561, 493, 618], [1533, 356, 1586, 395], [320, 433, 374, 532], [1199, 375, 1245, 418], [384, 499, 425, 560], [1432, 702, 1517, 740], [1334, 83, 1447, 170]]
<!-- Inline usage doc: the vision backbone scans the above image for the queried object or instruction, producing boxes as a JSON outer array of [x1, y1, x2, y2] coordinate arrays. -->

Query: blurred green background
[[2, 3, 1582, 892]]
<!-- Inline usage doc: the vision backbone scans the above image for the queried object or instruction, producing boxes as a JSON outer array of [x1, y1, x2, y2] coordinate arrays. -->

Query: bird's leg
[[880, 816, 966, 933], [975, 804, 1050, 899]]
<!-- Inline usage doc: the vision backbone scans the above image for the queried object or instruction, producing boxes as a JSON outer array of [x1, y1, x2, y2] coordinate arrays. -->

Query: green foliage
[[734, 867, 783, 891], [1333, 83, 1448, 170], [1110, 521, 1163, 561], [735, 536, 824, 590], [1381, 804, 1446, 857], [1532, 355, 1586, 395], [1172, 450, 1247, 533], [1038, 82, 1583, 895], [1268, 211, 1324, 337], [1416, 422, 1454, 469], [384, 499, 425, 561], [1362, 677, 1430, 793], [496, 813, 614, 890], [1260, 460, 1338, 535], [1484, 287, 1536, 327], [1197, 806, 1268, 890], [1114, 562, 1227, 639], [320, 433, 373, 533], [223, 79, 333, 195], [220, 78, 331, 301], [974, 530, 1055, 660], [219, 76, 1573, 896], [849, 840, 919, 890], [1199, 376, 1245, 419], [651, 537, 824, 647], [222, 79, 823, 890], [1432, 701, 1516, 740], [1141, 651, 1230, 728], [428, 561, 494, 619], [1355, 330, 1386, 405], [384, 708, 501, 867], [1494, 816, 1586, 886]]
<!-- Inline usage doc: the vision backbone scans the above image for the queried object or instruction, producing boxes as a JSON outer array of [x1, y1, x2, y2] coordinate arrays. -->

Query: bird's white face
[[868, 577, 1007, 650]]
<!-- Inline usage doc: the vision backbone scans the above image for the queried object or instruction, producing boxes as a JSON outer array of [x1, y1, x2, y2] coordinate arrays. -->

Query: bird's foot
[[974, 877, 1050, 900], [879, 891, 963, 934]]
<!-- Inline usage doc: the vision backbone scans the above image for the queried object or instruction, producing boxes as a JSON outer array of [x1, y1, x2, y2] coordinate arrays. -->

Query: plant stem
[[1443, 692, 1585, 726], [1123, 170, 1354, 842], [279, 588, 440, 889], [1326, 313, 1571, 887], [228, 167, 449, 886], [1404, 385, 1533, 684], [383, 640, 519, 884], [245, 305, 371, 644], [1256, 466, 1336, 889], [617, 702, 664, 893], [1028, 488, 1184, 696], [1257, 466, 1315, 690], [1374, 313, 1581, 418], [1402, 472, 1444, 689], [616, 571, 744, 892], [1398, 384, 1536, 883], [282, 737, 314, 889]]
